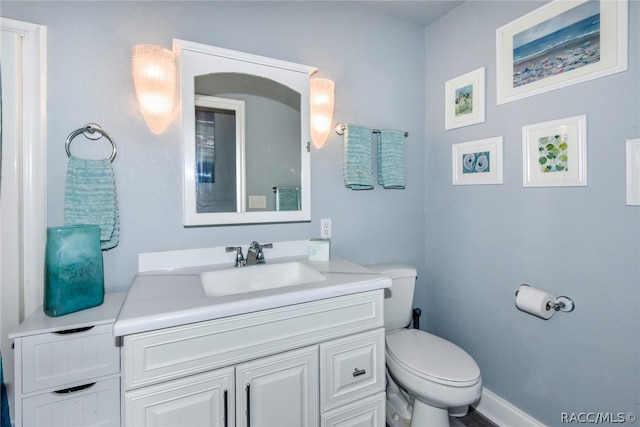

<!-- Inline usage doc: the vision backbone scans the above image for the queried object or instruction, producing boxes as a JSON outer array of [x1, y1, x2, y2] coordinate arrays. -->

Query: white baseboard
[[473, 388, 546, 427]]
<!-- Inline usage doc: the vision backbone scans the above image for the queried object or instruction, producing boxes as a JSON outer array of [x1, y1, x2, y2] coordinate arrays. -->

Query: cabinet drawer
[[21, 323, 120, 393], [321, 392, 385, 427], [320, 328, 385, 412], [22, 377, 120, 427]]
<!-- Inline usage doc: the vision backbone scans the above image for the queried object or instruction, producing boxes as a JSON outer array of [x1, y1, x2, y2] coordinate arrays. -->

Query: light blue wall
[[0, 1, 427, 301], [425, 1, 639, 424]]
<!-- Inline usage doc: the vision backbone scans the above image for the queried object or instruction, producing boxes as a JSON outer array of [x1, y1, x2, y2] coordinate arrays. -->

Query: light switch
[[249, 195, 267, 209]]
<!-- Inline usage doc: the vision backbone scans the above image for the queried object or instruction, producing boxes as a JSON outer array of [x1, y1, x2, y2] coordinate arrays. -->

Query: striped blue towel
[[377, 130, 406, 189], [343, 125, 374, 190], [276, 187, 300, 211], [64, 156, 119, 250]]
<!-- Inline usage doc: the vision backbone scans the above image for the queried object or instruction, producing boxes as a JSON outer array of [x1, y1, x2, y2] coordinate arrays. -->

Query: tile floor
[[387, 407, 497, 427], [450, 408, 498, 427]]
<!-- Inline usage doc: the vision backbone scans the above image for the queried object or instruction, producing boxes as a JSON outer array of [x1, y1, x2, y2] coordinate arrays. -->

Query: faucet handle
[[225, 246, 246, 267], [252, 242, 272, 263]]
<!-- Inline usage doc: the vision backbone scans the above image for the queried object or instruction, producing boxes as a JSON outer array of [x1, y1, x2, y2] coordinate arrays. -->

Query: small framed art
[[445, 67, 485, 130], [522, 114, 587, 187], [452, 136, 503, 185], [626, 139, 640, 205]]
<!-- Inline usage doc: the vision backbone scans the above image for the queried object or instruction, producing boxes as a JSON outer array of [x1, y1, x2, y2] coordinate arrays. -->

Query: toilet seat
[[386, 329, 480, 387]]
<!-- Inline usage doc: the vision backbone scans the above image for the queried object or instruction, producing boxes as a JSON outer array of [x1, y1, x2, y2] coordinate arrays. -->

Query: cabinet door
[[236, 346, 318, 427], [125, 367, 234, 427]]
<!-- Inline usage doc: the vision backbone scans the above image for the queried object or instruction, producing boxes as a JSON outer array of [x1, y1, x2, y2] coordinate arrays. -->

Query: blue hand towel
[[276, 187, 300, 211], [64, 156, 119, 250], [377, 130, 406, 189], [343, 125, 374, 190]]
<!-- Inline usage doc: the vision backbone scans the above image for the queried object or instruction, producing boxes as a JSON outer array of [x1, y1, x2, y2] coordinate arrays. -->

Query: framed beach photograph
[[445, 67, 485, 130], [522, 115, 587, 187], [626, 139, 640, 206], [452, 136, 503, 185], [496, 0, 628, 104]]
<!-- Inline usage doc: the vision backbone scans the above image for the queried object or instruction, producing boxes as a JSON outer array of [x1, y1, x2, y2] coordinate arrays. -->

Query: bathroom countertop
[[113, 255, 390, 337], [11, 292, 126, 339]]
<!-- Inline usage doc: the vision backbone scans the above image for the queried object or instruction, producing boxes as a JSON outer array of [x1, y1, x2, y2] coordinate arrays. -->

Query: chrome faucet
[[246, 241, 273, 265], [226, 246, 246, 267]]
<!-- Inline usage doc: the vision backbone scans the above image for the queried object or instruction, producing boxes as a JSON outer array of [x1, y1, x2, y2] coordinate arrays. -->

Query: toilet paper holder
[[516, 284, 575, 313]]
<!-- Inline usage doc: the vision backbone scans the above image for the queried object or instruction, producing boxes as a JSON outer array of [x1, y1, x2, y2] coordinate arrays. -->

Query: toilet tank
[[367, 263, 417, 330]]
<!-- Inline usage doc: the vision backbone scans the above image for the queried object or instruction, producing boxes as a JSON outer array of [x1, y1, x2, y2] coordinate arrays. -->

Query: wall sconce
[[132, 44, 176, 134], [310, 78, 335, 149]]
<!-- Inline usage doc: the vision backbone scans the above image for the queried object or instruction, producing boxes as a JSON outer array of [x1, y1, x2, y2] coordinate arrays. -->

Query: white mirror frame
[[174, 39, 316, 226]]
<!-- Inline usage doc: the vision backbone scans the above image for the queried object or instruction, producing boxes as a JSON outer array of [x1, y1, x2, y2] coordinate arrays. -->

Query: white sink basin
[[200, 261, 327, 297]]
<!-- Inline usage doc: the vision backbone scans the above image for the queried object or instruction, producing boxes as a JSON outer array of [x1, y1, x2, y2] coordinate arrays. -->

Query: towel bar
[[334, 123, 408, 138], [65, 124, 117, 162]]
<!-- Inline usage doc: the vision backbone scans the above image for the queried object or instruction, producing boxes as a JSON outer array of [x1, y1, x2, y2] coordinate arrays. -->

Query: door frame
[[1, 17, 47, 321]]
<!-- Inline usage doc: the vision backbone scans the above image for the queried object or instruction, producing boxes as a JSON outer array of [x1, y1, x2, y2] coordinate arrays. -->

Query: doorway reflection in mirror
[[194, 96, 245, 213]]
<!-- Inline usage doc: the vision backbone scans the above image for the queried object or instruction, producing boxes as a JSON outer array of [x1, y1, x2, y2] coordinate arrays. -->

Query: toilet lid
[[386, 329, 480, 386]]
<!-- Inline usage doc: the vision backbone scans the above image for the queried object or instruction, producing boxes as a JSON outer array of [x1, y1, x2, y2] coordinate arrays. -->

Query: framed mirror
[[174, 39, 316, 226]]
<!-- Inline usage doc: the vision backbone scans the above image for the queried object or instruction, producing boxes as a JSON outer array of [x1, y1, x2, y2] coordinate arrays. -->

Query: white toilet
[[367, 264, 482, 427]]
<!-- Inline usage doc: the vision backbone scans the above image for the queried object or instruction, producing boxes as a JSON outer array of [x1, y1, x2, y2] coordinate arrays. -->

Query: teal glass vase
[[44, 225, 104, 317]]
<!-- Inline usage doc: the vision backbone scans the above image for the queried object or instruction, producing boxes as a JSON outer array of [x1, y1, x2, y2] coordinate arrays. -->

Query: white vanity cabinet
[[121, 290, 385, 427], [9, 293, 125, 427]]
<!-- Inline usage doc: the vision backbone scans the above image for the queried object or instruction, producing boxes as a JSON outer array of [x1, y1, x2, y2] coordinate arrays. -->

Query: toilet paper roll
[[516, 285, 555, 319]]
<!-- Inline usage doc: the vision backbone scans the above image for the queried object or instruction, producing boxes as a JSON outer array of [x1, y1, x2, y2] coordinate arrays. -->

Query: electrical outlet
[[320, 218, 332, 238]]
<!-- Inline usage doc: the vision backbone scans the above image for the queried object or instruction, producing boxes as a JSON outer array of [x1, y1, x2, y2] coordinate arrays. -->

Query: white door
[[0, 26, 22, 415], [236, 346, 319, 427], [125, 367, 234, 427]]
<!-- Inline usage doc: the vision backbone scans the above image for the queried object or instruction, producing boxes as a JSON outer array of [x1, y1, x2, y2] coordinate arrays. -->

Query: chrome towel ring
[[65, 124, 117, 162]]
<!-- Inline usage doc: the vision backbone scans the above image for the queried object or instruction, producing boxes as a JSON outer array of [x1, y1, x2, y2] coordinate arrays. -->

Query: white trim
[[0, 17, 48, 319], [474, 388, 546, 427]]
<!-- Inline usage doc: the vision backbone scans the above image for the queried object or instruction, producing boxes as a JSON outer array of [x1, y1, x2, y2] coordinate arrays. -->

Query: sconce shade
[[132, 44, 176, 134], [310, 78, 335, 149]]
